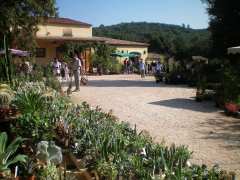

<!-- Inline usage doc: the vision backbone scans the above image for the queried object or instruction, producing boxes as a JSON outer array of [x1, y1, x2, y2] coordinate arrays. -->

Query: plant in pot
[[224, 96, 240, 116], [35, 141, 63, 179], [0, 132, 27, 178], [17, 158, 38, 180]]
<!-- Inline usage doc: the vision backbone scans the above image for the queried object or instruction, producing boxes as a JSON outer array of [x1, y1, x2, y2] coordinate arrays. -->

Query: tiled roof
[[45, 17, 92, 27], [37, 36, 105, 42], [94, 36, 149, 47]]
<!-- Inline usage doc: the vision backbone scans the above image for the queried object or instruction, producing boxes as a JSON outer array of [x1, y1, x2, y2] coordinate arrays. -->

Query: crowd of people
[[17, 55, 165, 92], [123, 58, 165, 78], [51, 53, 84, 92], [16, 53, 85, 92]]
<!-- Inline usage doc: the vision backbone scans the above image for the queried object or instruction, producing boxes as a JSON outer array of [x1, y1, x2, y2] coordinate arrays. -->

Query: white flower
[[186, 160, 191, 167]]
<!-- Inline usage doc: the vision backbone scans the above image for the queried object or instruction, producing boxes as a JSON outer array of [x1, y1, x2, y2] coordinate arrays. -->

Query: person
[[156, 61, 162, 75], [52, 58, 61, 79], [128, 60, 132, 74], [139, 59, 145, 78], [151, 61, 156, 74], [61, 62, 69, 82], [72, 54, 81, 91], [124, 58, 128, 74]]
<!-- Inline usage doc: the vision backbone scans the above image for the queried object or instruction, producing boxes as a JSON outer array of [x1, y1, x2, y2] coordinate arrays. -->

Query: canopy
[[228, 46, 240, 54], [111, 52, 137, 58], [0, 49, 29, 57], [192, 56, 208, 63]]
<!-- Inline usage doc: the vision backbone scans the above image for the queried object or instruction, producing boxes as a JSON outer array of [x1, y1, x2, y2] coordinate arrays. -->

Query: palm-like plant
[[0, 132, 27, 174]]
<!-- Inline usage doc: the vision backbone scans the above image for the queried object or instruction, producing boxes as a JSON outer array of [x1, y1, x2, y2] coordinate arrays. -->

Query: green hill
[[93, 22, 211, 60]]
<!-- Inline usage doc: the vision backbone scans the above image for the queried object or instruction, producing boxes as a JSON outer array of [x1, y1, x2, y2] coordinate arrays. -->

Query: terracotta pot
[[17, 175, 36, 180], [27, 175, 36, 180], [225, 103, 239, 113]]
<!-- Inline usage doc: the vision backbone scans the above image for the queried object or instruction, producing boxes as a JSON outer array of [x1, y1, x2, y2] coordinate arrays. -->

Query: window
[[63, 28, 73, 37], [122, 50, 124, 53], [143, 50, 146, 55], [36, 48, 46, 58]]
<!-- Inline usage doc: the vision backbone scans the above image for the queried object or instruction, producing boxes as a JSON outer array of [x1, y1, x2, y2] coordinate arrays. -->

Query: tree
[[0, 0, 57, 82], [93, 22, 211, 60], [0, 0, 57, 50], [202, 0, 240, 56], [92, 44, 117, 74]]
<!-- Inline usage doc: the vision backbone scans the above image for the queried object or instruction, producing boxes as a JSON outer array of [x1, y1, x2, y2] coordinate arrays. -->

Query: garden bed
[[0, 79, 237, 179]]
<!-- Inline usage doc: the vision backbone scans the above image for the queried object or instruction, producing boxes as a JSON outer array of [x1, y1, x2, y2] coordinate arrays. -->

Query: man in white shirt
[[72, 54, 81, 91], [139, 59, 145, 78]]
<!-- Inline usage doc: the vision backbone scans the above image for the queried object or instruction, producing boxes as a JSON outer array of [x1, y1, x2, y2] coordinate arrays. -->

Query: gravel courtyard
[[69, 74, 240, 173]]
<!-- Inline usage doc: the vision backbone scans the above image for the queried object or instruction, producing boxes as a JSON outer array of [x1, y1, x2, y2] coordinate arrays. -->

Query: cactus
[[0, 91, 12, 108], [0, 84, 11, 90], [36, 141, 62, 165]]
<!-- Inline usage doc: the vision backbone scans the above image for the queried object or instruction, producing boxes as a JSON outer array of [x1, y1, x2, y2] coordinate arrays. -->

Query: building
[[36, 17, 149, 72], [146, 53, 165, 63]]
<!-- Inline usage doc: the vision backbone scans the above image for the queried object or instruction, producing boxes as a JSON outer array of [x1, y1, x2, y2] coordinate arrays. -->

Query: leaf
[[0, 132, 7, 154], [5, 154, 27, 167]]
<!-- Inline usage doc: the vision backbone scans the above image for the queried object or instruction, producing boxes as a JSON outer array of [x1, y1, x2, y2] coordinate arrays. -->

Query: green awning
[[111, 52, 138, 58]]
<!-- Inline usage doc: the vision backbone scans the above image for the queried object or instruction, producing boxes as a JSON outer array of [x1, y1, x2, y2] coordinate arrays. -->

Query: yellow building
[[35, 17, 149, 72]]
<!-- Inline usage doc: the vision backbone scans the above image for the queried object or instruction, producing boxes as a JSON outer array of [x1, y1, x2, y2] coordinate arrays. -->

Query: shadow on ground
[[200, 116, 240, 150], [149, 98, 217, 113], [87, 80, 191, 88]]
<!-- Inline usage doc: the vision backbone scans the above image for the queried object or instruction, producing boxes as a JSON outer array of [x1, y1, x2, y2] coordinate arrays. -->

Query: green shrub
[[0, 132, 27, 175], [9, 81, 235, 179]]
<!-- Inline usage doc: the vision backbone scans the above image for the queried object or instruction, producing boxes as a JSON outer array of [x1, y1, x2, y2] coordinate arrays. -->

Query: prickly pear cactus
[[36, 141, 62, 165]]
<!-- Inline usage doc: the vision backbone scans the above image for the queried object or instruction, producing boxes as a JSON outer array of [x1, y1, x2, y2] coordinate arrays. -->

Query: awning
[[192, 56, 208, 63], [111, 52, 138, 58], [0, 49, 29, 57], [228, 46, 240, 54]]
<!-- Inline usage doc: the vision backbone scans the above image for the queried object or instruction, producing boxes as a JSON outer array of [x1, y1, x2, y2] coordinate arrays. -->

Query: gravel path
[[69, 74, 240, 174]]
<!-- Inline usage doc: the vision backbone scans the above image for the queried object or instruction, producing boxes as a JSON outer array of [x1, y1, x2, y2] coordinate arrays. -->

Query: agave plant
[[0, 132, 27, 174]]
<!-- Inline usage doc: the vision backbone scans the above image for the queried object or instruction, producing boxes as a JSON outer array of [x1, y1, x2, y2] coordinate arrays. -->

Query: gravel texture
[[69, 74, 240, 174]]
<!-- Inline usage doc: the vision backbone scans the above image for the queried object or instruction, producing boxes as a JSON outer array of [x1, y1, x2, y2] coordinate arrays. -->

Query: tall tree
[[202, 0, 240, 56], [0, 0, 57, 82], [0, 0, 57, 50]]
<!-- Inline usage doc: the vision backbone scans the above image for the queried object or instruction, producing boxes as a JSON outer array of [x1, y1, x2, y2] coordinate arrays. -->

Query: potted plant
[[35, 141, 63, 180], [224, 95, 240, 116], [36, 163, 59, 180], [17, 158, 38, 180], [0, 132, 27, 178]]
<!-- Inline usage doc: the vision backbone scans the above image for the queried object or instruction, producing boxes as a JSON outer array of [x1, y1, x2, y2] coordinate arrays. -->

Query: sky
[[56, 0, 209, 29]]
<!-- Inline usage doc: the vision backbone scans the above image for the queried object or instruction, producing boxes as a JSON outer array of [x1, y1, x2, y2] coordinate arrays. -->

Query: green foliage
[[202, 0, 240, 56], [0, 0, 57, 51], [36, 141, 62, 165], [58, 42, 94, 60], [223, 66, 240, 102], [61, 103, 226, 179], [8, 80, 235, 179], [37, 163, 59, 180], [93, 22, 211, 60], [92, 44, 119, 74], [45, 77, 62, 92], [13, 82, 47, 114], [0, 132, 27, 173]]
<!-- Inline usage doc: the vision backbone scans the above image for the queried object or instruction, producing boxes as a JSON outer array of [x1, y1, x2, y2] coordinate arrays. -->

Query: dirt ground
[[68, 74, 240, 174]]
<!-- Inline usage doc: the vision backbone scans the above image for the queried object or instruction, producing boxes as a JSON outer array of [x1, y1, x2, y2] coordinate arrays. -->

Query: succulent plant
[[0, 91, 13, 108], [0, 84, 11, 90], [36, 141, 62, 165]]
